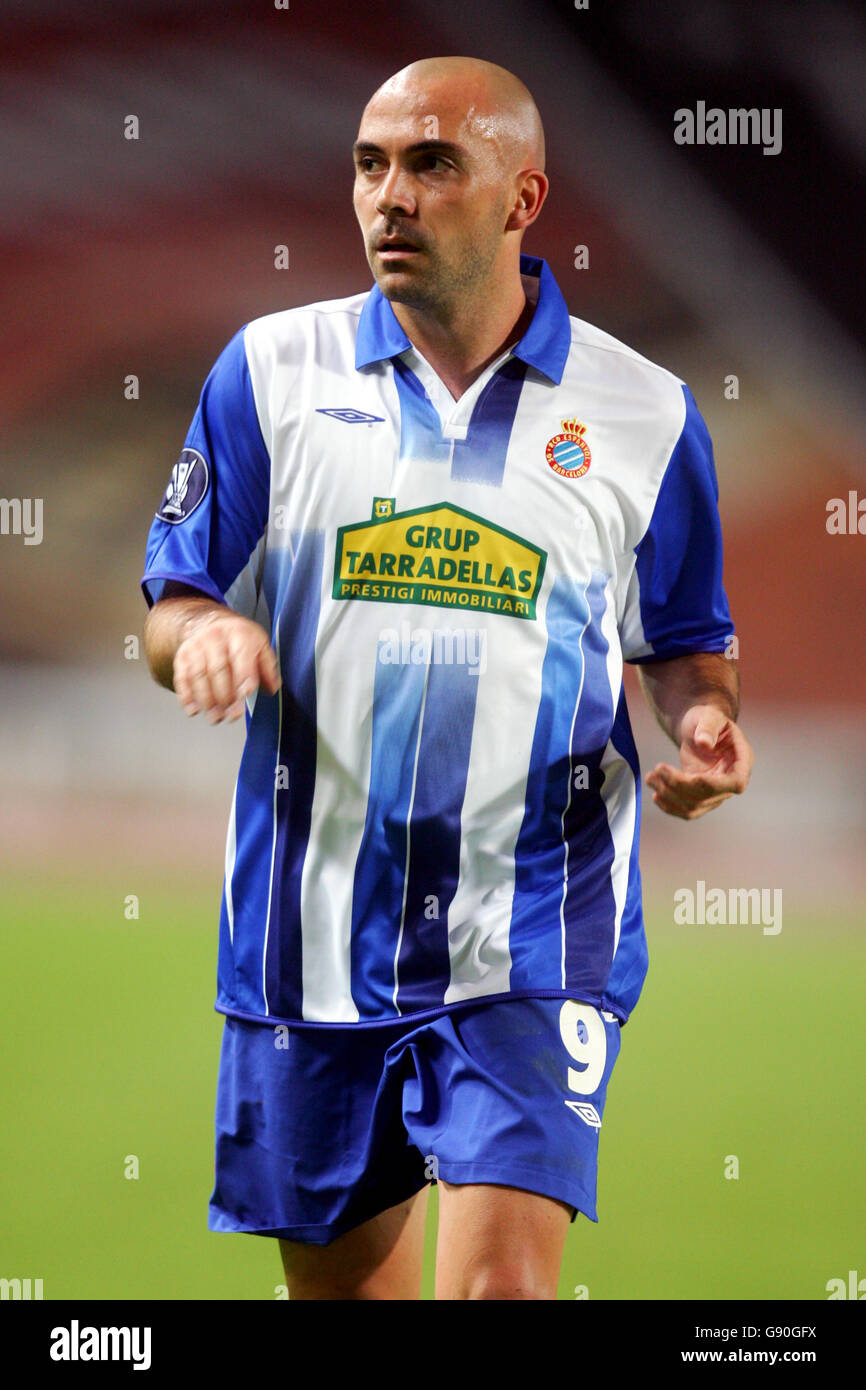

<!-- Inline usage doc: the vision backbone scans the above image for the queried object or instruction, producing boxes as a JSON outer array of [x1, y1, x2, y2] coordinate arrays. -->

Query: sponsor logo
[[156, 448, 208, 524], [564, 1100, 602, 1129], [546, 419, 591, 479], [316, 407, 385, 423], [333, 499, 546, 619]]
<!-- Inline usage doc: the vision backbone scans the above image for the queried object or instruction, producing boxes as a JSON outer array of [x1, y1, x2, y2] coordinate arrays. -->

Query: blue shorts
[[208, 996, 622, 1246]]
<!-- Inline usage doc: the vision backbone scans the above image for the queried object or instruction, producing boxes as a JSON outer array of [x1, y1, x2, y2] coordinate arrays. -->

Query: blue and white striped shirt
[[142, 255, 734, 1027]]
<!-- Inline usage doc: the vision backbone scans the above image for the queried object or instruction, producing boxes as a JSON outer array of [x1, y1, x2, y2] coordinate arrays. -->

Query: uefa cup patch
[[156, 448, 209, 524]]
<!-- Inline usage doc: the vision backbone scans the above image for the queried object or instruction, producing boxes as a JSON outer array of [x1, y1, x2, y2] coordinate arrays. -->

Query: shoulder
[[558, 315, 717, 522], [564, 312, 689, 434], [221, 290, 372, 410], [243, 290, 370, 355]]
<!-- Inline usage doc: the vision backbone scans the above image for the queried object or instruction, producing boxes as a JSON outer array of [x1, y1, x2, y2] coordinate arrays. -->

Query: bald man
[[352, 56, 547, 399], [142, 56, 752, 1300]]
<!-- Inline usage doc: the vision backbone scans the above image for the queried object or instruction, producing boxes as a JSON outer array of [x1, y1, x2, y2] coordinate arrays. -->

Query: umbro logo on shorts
[[316, 408, 385, 423], [565, 1100, 602, 1129]]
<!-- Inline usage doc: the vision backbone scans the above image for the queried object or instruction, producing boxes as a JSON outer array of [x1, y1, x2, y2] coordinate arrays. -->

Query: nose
[[375, 163, 416, 218]]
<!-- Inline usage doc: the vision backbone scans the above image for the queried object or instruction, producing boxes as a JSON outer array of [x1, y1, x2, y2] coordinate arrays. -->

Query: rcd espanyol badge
[[546, 419, 591, 479]]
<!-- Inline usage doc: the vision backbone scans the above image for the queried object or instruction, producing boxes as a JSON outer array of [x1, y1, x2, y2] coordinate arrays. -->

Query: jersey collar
[[355, 253, 572, 385]]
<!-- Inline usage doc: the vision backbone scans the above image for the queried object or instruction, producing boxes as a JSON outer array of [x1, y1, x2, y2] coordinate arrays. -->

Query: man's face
[[352, 80, 515, 316]]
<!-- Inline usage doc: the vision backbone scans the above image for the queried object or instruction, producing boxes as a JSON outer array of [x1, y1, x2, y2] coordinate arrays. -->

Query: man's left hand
[[645, 705, 754, 820]]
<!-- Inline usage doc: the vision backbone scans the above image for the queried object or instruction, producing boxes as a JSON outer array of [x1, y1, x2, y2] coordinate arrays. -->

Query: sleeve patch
[[156, 448, 210, 525]]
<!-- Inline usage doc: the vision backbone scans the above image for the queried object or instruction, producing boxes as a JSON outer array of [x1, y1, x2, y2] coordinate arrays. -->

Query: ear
[[505, 170, 549, 233]]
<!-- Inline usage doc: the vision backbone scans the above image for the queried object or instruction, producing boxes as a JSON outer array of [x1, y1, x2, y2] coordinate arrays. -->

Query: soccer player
[[141, 56, 753, 1300]]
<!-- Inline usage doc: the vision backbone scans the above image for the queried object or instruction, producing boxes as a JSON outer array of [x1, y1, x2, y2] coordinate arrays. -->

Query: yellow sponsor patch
[[333, 499, 547, 619]]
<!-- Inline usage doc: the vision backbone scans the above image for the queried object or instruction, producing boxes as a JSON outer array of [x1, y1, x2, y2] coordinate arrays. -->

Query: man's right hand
[[174, 606, 281, 723], [143, 583, 281, 724]]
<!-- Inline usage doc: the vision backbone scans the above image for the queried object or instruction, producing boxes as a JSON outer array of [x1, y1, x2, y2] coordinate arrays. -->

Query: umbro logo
[[564, 1100, 602, 1129], [316, 408, 385, 423]]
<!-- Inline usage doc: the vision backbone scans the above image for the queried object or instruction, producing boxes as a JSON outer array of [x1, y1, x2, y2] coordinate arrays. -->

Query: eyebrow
[[352, 139, 467, 161]]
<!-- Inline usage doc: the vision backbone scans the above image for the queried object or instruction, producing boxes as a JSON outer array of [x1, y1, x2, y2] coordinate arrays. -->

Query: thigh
[[280, 1187, 429, 1300], [398, 996, 622, 1297], [435, 1181, 571, 1300], [208, 1015, 429, 1248]]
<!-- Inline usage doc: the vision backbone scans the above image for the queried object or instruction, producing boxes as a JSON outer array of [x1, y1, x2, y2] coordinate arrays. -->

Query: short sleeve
[[141, 326, 270, 614], [620, 385, 735, 663]]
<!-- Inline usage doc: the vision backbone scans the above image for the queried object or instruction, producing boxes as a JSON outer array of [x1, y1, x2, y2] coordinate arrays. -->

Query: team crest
[[156, 448, 209, 524], [545, 419, 591, 479]]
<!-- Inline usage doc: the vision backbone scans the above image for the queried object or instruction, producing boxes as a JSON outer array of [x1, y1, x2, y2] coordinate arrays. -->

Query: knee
[[458, 1259, 554, 1301]]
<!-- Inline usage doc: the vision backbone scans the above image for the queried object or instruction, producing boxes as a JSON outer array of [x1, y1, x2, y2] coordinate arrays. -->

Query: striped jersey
[[142, 254, 734, 1028]]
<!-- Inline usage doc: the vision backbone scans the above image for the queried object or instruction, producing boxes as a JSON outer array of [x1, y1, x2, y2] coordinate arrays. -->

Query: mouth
[[375, 236, 423, 261]]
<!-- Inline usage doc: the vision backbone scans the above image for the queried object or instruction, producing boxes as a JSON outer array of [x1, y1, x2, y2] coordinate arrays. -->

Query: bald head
[[365, 56, 545, 177], [353, 56, 549, 330]]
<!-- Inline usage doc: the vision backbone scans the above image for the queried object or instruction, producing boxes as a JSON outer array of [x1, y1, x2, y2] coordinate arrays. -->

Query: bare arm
[[143, 581, 281, 723], [636, 652, 753, 820]]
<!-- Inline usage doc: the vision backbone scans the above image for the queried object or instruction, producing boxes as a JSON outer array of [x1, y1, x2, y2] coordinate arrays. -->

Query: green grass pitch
[[1, 872, 861, 1300]]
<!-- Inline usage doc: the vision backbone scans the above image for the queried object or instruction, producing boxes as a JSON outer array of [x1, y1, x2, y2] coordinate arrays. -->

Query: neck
[[391, 270, 534, 400]]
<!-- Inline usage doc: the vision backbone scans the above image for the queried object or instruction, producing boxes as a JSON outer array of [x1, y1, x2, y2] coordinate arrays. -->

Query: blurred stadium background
[[1, 0, 863, 1300]]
